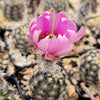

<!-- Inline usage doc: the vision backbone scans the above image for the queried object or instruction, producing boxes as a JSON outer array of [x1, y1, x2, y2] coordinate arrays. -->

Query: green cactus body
[[80, 49, 100, 85], [13, 24, 33, 56], [44, 0, 68, 13], [29, 57, 68, 100], [2, 0, 25, 21]]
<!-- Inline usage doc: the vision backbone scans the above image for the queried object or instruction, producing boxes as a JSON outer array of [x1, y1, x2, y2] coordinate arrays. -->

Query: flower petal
[[36, 12, 51, 36], [25, 35, 35, 46], [29, 19, 37, 39], [45, 53, 55, 60], [47, 35, 74, 58], [37, 36, 49, 53], [54, 12, 77, 36], [33, 30, 41, 44], [75, 26, 85, 42], [26, 30, 41, 48]]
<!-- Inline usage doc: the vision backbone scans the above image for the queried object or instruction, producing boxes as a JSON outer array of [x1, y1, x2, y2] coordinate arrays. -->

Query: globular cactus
[[43, 0, 68, 13], [80, 49, 100, 86], [29, 57, 68, 100], [24, 0, 40, 17], [12, 24, 33, 56], [75, 0, 94, 26], [80, 0, 98, 13], [2, 0, 25, 21]]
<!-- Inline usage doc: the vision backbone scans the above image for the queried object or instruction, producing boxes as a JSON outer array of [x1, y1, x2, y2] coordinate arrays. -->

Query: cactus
[[80, 49, 100, 86], [12, 24, 33, 56], [29, 57, 68, 100], [75, 0, 92, 26], [80, 0, 97, 13], [2, 0, 25, 21], [43, 0, 68, 13], [24, 0, 40, 17]]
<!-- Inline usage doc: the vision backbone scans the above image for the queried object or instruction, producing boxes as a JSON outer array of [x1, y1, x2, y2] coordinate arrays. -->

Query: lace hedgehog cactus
[[43, 0, 68, 13], [26, 9, 84, 100], [2, 0, 25, 21], [29, 59, 68, 100], [80, 49, 100, 86]]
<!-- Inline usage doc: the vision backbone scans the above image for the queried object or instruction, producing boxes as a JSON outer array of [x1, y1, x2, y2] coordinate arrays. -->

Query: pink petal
[[64, 30, 77, 42], [54, 12, 77, 36], [75, 26, 85, 42], [30, 24, 37, 39], [29, 11, 51, 40], [45, 53, 55, 60], [98, 92, 100, 100], [36, 12, 51, 37], [47, 35, 74, 57], [29, 19, 37, 39], [49, 8, 55, 35], [33, 30, 41, 44], [55, 44, 74, 58], [25, 35, 35, 46], [37, 36, 49, 53], [26, 30, 41, 48]]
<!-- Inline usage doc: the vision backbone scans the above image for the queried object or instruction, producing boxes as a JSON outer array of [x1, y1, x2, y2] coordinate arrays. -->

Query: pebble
[[2, 60, 9, 64], [3, 55, 9, 60], [67, 81, 76, 97]]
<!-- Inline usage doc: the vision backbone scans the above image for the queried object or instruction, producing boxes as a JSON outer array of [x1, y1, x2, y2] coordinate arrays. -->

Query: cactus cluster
[[0, 74, 17, 100]]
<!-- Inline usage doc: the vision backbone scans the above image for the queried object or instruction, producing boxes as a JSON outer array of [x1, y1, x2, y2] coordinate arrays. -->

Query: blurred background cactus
[[24, 0, 41, 18], [81, 0, 98, 13], [43, 0, 68, 13], [75, 0, 98, 26], [80, 49, 100, 87], [2, 0, 25, 21], [12, 24, 33, 56]]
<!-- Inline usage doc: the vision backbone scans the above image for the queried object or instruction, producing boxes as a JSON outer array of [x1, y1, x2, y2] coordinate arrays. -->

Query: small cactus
[[80, 49, 100, 86], [2, 0, 25, 21], [29, 57, 68, 100], [75, 0, 92, 26], [24, 0, 40, 17], [12, 24, 33, 56], [80, 0, 98, 13], [43, 0, 68, 13]]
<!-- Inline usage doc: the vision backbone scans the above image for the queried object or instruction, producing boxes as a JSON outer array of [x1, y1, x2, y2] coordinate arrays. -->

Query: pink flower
[[27, 9, 85, 60]]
